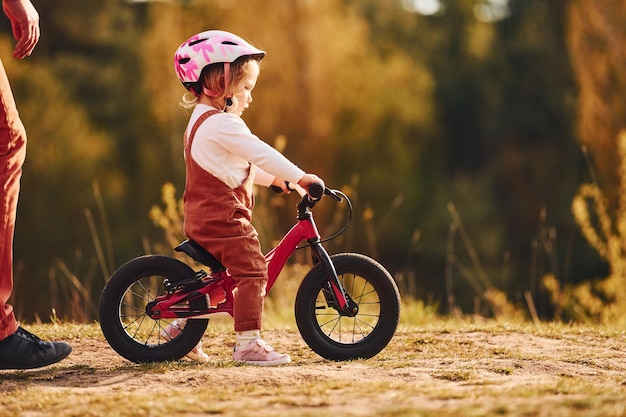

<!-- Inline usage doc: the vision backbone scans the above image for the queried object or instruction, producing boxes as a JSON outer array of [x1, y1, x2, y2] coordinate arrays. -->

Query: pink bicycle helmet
[[174, 30, 265, 97]]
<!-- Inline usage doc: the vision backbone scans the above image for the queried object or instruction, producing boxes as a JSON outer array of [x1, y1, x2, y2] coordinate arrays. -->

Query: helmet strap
[[223, 62, 233, 105], [223, 62, 231, 90], [201, 62, 233, 108]]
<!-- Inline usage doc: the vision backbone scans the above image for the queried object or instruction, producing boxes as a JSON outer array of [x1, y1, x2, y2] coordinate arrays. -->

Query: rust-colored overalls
[[183, 110, 267, 332]]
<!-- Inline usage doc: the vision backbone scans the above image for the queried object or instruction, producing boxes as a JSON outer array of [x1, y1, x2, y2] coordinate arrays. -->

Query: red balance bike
[[99, 183, 400, 363]]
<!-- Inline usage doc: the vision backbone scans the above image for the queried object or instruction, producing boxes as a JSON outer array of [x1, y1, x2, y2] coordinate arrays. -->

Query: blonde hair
[[179, 92, 198, 110], [179, 55, 262, 110]]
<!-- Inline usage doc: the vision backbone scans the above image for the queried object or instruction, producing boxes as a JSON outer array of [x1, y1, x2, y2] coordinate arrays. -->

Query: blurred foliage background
[[3, 0, 626, 323]]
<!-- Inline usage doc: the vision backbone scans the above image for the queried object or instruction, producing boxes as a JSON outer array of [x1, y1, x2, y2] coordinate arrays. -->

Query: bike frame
[[148, 196, 352, 320]]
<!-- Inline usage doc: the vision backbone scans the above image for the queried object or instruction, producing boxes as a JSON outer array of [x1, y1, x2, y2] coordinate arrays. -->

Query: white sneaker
[[161, 319, 209, 363], [232, 337, 291, 366]]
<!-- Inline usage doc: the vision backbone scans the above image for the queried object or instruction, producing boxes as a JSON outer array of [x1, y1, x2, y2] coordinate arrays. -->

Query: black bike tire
[[98, 255, 209, 363], [295, 253, 400, 361]]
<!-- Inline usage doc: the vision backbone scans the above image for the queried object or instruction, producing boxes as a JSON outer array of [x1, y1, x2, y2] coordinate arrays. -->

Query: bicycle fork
[[308, 239, 358, 317]]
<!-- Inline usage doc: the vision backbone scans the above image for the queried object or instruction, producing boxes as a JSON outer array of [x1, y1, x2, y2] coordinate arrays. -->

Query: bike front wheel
[[295, 253, 401, 361], [99, 255, 209, 363]]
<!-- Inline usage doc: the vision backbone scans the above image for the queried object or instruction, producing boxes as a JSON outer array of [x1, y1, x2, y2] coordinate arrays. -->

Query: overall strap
[[185, 109, 221, 147]]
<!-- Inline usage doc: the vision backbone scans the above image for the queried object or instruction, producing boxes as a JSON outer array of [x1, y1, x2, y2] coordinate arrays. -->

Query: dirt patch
[[1, 325, 626, 416]]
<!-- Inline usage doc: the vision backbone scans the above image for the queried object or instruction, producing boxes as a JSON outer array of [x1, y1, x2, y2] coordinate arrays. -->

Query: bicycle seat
[[175, 239, 226, 272]]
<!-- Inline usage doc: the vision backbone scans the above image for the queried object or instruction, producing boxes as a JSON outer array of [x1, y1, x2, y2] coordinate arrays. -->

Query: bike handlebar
[[271, 181, 351, 245], [307, 182, 324, 200], [271, 181, 342, 203]]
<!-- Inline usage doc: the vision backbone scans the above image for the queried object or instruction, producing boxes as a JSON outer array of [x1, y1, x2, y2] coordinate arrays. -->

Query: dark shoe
[[0, 327, 72, 370]]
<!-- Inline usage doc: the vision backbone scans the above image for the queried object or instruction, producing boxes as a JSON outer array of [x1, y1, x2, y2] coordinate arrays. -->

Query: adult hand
[[2, 0, 40, 59]]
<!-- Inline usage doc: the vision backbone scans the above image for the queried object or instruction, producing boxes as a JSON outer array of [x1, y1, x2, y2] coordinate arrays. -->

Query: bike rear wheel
[[99, 255, 209, 363], [295, 253, 400, 360]]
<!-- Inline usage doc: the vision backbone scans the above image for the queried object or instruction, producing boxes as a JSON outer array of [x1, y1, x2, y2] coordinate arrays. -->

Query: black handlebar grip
[[308, 182, 324, 200]]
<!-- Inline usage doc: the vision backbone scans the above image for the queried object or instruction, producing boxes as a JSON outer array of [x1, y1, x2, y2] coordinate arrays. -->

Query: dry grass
[[1, 317, 626, 417], [9, 167, 625, 416]]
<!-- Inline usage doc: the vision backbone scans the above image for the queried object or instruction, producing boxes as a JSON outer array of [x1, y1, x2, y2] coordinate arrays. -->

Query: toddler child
[[170, 30, 323, 366]]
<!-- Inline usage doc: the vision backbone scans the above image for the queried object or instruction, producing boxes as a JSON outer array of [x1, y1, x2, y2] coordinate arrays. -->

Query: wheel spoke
[[295, 254, 399, 360], [313, 272, 383, 345], [120, 304, 145, 315], [352, 287, 378, 302], [317, 315, 340, 330], [126, 289, 150, 302], [355, 317, 376, 331], [117, 275, 203, 348]]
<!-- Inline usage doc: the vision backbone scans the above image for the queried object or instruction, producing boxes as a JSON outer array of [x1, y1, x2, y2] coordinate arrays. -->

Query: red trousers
[[0, 58, 27, 341]]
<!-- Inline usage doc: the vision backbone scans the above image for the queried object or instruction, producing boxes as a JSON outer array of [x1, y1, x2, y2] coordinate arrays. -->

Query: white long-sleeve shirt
[[187, 104, 305, 189]]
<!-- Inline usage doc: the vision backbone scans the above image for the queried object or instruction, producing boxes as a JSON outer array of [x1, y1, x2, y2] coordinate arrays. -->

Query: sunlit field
[[2, 300, 626, 417]]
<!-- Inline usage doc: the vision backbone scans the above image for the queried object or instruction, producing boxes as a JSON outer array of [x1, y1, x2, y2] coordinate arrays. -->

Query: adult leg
[[0, 58, 71, 369], [0, 57, 26, 341]]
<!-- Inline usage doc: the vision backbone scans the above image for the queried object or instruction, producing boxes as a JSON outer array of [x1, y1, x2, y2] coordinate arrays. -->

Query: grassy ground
[[1, 310, 626, 417]]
